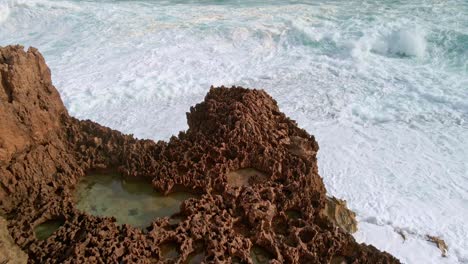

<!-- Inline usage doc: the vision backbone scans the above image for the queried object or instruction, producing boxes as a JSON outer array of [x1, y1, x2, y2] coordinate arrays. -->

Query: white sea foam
[[5, 0, 78, 9], [349, 26, 428, 59], [0, 0, 467, 263], [0, 2, 9, 24], [374, 27, 427, 58]]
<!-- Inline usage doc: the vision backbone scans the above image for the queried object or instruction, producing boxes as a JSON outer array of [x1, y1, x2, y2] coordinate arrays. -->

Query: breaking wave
[[373, 27, 427, 58]]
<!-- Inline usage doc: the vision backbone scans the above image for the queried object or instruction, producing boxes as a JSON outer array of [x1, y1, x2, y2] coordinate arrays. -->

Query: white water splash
[[374, 27, 427, 58]]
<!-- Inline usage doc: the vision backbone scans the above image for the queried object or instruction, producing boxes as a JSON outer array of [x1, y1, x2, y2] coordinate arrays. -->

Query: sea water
[[75, 173, 197, 228], [34, 218, 64, 240], [1, 0, 467, 263]]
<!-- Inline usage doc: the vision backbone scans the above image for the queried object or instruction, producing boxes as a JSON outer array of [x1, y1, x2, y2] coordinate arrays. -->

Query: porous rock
[[0, 45, 400, 263]]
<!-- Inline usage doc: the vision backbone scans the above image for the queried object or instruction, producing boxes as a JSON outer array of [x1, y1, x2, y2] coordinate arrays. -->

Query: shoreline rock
[[323, 197, 358, 234], [427, 235, 448, 257], [0, 45, 400, 263]]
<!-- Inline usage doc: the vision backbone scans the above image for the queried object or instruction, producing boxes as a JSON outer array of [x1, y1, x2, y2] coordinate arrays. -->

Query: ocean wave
[[0, 0, 79, 26], [1, 0, 78, 11], [349, 26, 427, 59], [373, 27, 427, 58]]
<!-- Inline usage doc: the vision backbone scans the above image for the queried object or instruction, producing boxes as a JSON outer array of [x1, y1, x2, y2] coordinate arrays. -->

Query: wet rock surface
[[426, 235, 448, 257], [0, 45, 400, 263]]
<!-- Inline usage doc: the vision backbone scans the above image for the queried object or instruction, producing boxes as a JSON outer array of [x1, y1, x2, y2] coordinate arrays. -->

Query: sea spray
[[373, 27, 427, 58], [349, 25, 427, 59]]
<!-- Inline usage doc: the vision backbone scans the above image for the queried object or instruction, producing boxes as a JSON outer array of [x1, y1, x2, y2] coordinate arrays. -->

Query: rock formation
[[323, 197, 358, 234], [0, 45, 400, 263]]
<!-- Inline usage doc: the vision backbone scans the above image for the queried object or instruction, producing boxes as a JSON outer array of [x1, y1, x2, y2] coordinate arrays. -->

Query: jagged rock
[[0, 45, 400, 263], [0, 216, 28, 264], [323, 197, 358, 234], [427, 235, 448, 257]]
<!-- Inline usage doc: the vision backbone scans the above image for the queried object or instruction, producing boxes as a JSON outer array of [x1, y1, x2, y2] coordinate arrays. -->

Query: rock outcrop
[[323, 197, 358, 234], [0, 45, 400, 263]]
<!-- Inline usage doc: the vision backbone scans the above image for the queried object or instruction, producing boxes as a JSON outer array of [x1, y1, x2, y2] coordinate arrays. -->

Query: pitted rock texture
[[0, 45, 400, 263]]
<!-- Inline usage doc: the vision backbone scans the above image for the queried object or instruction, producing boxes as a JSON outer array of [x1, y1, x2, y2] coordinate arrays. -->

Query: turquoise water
[[1, 1, 467, 262]]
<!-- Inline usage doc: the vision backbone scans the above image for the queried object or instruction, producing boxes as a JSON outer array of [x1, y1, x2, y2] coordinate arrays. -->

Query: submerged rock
[[426, 235, 448, 257], [0, 45, 400, 263]]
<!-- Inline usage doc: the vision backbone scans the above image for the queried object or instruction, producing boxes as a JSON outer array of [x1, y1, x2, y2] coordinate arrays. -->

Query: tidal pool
[[35, 219, 64, 240], [250, 245, 273, 264], [75, 173, 197, 228]]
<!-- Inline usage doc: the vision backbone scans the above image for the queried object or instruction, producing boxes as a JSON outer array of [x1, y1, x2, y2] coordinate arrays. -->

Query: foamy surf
[[0, 0, 467, 263], [0, 2, 9, 24], [376, 27, 427, 58]]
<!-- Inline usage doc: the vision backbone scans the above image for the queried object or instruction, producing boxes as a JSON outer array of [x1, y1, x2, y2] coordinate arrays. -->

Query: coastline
[[0, 45, 400, 263]]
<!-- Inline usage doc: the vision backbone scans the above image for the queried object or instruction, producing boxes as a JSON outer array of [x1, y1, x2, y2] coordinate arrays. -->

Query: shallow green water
[[35, 219, 64, 240], [75, 173, 196, 228]]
